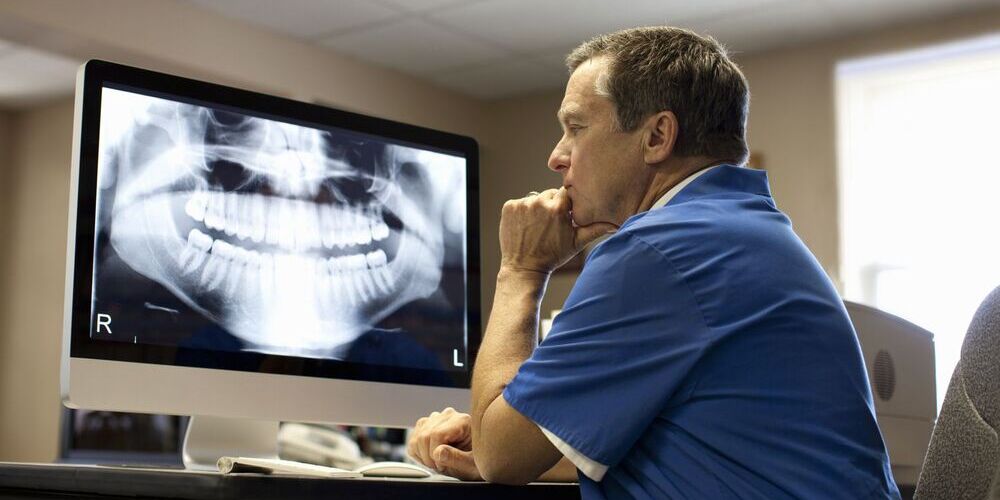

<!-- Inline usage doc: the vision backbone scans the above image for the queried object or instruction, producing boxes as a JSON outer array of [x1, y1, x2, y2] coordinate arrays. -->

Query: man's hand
[[407, 407, 482, 480], [499, 187, 616, 274]]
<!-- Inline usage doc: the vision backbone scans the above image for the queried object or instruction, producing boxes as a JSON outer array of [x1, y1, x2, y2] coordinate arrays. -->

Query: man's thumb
[[433, 444, 480, 479], [575, 221, 618, 248]]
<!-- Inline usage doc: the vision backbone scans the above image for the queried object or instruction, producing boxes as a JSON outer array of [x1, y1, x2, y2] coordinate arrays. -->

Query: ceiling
[[186, 0, 995, 99], [0, 0, 994, 108]]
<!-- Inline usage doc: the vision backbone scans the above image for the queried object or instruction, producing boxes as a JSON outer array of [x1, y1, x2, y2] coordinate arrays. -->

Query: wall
[[737, 5, 1000, 284], [0, 100, 74, 462]]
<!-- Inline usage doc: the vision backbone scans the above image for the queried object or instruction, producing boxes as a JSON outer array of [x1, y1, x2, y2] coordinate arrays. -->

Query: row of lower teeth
[[178, 228, 395, 302]]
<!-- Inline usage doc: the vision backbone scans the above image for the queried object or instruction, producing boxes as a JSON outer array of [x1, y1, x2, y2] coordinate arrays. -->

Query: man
[[408, 26, 900, 499]]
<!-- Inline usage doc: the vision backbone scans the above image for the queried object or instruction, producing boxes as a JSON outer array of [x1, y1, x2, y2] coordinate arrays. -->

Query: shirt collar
[[649, 164, 721, 211]]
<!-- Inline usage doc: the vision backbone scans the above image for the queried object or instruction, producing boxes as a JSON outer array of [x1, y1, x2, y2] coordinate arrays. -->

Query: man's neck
[[634, 156, 730, 215]]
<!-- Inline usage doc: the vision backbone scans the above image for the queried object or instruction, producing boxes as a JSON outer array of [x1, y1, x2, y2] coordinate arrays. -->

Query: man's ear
[[642, 111, 678, 165]]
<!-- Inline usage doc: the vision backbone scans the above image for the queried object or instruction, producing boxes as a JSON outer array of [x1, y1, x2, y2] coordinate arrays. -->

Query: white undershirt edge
[[533, 165, 721, 483]]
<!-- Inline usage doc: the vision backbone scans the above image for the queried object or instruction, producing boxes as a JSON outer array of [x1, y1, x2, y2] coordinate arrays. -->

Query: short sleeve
[[502, 231, 711, 470]]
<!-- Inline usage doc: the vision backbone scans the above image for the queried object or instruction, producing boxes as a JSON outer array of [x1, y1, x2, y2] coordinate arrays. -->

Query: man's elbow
[[477, 454, 538, 485]]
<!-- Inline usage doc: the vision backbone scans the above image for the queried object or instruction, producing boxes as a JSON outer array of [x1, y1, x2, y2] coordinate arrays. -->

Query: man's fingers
[[433, 444, 482, 481]]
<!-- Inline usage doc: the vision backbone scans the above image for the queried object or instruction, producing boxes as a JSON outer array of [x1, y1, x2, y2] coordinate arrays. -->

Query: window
[[837, 34, 1000, 410]]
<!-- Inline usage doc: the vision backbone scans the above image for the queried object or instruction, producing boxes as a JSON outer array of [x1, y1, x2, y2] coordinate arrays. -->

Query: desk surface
[[0, 462, 581, 500]]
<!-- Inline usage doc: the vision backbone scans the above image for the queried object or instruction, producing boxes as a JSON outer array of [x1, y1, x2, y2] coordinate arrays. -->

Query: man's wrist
[[497, 264, 551, 284]]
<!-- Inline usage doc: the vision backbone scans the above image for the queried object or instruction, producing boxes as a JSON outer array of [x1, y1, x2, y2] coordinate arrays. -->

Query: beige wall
[[0, 100, 74, 462], [738, 5, 1000, 284]]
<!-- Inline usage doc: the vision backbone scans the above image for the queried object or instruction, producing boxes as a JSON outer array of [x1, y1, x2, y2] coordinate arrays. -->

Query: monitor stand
[[182, 415, 280, 471]]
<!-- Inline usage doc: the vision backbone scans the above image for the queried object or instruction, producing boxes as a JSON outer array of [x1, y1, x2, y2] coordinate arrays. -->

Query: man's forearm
[[471, 267, 548, 423]]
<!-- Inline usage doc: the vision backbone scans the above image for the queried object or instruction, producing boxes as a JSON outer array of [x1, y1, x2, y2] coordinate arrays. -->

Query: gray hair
[[566, 26, 749, 163]]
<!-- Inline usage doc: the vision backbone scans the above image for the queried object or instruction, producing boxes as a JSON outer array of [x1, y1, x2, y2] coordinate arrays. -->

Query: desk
[[0, 463, 580, 500]]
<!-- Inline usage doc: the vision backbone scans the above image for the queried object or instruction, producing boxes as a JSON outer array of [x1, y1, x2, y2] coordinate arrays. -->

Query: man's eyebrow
[[557, 108, 584, 123]]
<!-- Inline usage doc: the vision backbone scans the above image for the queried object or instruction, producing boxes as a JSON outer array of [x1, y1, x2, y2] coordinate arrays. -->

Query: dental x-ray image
[[90, 86, 468, 372]]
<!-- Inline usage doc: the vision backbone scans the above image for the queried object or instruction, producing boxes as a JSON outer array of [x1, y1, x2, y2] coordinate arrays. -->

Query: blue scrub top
[[503, 165, 900, 499]]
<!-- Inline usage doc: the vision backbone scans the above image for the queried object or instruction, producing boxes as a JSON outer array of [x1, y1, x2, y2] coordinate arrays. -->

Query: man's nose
[[547, 145, 569, 173]]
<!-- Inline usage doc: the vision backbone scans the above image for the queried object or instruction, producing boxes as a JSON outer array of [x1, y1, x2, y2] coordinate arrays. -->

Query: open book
[[217, 456, 457, 480]]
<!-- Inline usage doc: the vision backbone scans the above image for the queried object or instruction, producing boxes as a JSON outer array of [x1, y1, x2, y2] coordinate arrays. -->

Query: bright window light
[[837, 34, 1000, 411]]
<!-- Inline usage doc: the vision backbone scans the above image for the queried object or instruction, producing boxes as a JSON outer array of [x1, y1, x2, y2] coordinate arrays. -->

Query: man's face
[[548, 57, 648, 227]]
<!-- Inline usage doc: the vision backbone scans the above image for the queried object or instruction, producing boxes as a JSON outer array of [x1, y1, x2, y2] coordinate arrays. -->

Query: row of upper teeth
[[178, 228, 395, 303], [184, 191, 391, 252]]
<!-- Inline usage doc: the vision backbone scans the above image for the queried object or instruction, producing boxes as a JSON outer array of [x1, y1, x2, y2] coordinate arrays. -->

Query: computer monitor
[[61, 60, 480, 469]]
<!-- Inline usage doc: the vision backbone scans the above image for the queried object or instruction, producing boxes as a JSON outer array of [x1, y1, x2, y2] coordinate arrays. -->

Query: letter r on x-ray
[[96, 313, 113, 334]]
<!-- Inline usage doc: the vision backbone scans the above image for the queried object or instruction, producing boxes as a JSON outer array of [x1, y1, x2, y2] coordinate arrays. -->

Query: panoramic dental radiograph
[[92, 88, 467, 368]]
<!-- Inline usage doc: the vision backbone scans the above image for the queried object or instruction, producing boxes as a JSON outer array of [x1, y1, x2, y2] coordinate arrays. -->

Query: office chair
[[915, 286, 1000, 499]]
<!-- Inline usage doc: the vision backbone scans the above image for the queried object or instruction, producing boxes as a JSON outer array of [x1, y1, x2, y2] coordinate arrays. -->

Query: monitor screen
[[67, 61, 480, 393]]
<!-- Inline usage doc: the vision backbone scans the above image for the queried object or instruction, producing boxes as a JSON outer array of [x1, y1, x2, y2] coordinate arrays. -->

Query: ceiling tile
[[428, 0, 787, 53], [429, 58, 566, 99], [188, 0, 400, 39], [374, 0, 480, 13], [688, 0, 838, 55], [817, 0, 994, 35], [0, 46, 80, 108], [320, 18, 510, 75]]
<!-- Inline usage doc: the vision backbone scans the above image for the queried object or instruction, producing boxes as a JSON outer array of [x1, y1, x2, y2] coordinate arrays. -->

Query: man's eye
[[567, 125, 585, 134]]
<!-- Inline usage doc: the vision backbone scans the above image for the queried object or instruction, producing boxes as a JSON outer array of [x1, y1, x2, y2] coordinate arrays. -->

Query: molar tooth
[[201, 254, 228, 291], [251, 195, 267, 243], [205, 191, 225, 230], [333, 211, 349, 249], [245, 249, 261, 267], [366, 250, 390, 294], [278, 199, 295, 250], [358, 270, 377, 299], [232, 246, 250, 265], [335, 257, 358, 306], [236, 194, 252, 240], [188, 228, 213, 252], [319, 205, 336, 249], [348, 254, 367, 270], [224, 192, 239, 236], [346, 254, 371, 301], [372, 221, 390, 241], [226, 260, 244, 296], [351, 270, 370, 302], [378, 266, 394, 291], [305, 203, 322, 250], [354, 223, 371, 245], [178, 245, 205, 275], [211, 239, 235, 260], [185, 190, 208, 222], [366, 249, 388, 268], [265, 197, 281, 246]]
